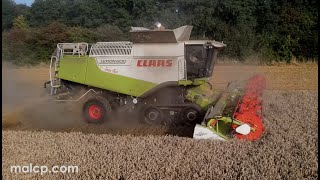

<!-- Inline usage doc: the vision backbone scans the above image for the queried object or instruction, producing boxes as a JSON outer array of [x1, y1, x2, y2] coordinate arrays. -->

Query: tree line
[[2, 0, 318, 65]]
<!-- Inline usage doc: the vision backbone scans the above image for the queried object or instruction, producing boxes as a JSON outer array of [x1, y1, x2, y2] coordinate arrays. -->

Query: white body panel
[[89, 39, 225, 84], [193, 124, 226, 140], [90, 42, 186, 84], [133, 43, 184, 57]]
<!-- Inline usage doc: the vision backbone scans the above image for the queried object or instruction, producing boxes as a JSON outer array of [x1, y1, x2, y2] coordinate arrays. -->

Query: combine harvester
[[44, 23, 266, 141]]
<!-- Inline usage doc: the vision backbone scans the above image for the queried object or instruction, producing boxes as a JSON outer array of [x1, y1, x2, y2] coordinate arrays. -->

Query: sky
[[14, 0, 34, 6]]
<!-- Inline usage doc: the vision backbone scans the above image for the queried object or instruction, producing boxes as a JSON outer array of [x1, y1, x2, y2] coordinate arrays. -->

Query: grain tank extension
[[44, 24, 266, 141]]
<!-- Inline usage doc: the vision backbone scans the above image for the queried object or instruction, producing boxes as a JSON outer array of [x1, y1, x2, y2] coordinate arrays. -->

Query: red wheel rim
[[88, 104, 103, 120]]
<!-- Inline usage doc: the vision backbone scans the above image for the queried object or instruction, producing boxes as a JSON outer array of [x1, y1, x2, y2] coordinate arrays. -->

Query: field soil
[[2, 63, 318, 179]]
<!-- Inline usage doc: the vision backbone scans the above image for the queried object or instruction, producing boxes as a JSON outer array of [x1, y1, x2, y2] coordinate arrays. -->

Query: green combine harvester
[[44, 23, 266, 141]]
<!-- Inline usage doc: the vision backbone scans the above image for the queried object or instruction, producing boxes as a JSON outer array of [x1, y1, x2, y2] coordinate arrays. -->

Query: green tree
[[14, 4, 30, 18], [131, 0, 158, 27], [68, 26, 95, 42], [154, 0, 188, 29], [65, 0, 105, 27], [91, 24, 126, 42], [29, 0, 69, 27], [28, 22, 70, 61], [2, 0, 16, 30], [13, 15, 29, 30], [256, 0, 318, 61], [2, 0, 318, 64]]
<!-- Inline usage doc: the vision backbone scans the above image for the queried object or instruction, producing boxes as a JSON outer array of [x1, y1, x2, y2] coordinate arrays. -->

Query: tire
[[180, 107, 202, 125], [83, 96, 112, 124], [141, 106, 163, 125]]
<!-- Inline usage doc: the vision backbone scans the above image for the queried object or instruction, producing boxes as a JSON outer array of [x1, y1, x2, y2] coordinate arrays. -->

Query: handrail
[[57, 43, 89, 58], [49, 56, 60, 88], [54, 89, 98, 102], [183, 58, 187, 80], [89, 41, 133, 56], [178, 58, 187, 80]]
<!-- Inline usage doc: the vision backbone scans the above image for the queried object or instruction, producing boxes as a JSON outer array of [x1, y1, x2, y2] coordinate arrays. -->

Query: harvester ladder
[[49, 48, 61, 95], [49, 43, 89, 95]]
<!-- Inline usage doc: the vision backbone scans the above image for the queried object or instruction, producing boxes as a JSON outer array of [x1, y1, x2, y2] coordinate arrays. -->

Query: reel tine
[[232, 75, 266, 141]]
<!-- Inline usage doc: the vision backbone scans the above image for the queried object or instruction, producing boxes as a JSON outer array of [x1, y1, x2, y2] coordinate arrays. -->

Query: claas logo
[[137, 60, 173, 67]]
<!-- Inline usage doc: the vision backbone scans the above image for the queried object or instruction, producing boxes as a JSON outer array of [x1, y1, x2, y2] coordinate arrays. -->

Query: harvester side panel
[[57, 56, 158, 97], [57, 55, 88, 84], [56, 41, 187, 97], [85, 57, 157, 96]]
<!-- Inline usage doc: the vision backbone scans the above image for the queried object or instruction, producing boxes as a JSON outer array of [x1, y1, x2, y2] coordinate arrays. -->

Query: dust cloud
[[2, 62, 85, 130], [210, 64, 266, 89], [1, 62, 189, 136]]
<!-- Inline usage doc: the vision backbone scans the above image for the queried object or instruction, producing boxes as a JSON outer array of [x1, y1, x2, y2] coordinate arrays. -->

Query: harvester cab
[[44, 23, 266, 141]]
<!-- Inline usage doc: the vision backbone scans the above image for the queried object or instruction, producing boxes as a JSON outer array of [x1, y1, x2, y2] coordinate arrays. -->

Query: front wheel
[[83, 97, 112, 124]]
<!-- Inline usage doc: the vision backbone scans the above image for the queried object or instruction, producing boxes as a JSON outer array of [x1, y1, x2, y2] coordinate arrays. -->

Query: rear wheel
[[83, 97, 112, 124]]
